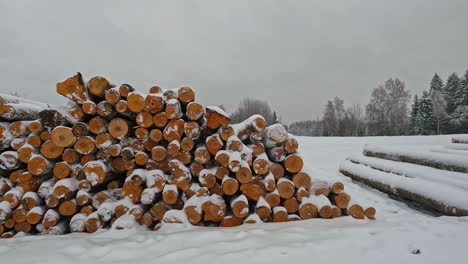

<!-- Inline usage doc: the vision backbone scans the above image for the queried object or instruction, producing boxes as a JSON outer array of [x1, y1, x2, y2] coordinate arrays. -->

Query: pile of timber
[[340, 143, 468, 216], [0, 73, 374, 238]]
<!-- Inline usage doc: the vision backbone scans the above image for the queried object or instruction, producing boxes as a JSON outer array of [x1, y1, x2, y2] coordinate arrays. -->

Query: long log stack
[[0, 73, 375, 238]]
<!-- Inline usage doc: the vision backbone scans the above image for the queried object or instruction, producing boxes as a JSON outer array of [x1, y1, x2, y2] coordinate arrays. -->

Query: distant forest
[[289, 69, 468, 136]]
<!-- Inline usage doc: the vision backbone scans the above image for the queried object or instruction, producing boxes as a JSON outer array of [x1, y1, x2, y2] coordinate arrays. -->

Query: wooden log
[[310, 182, 330, 196], [205, 106, 230, 129], [273, 206, 288, 222], [222, 176, 239, 196], [88, 76, 112, 98], [240, 181, 266, 201], [194, 146, 211, 165], [0, 201, 12, 222], [206, 134, 223, 155], [231, 195, 249, 218], [96, 101, 116, 119], [84, 160, 110, 186], [265, 189, 281, 208], [150, 202, 170, 222], [186, 102, 204, 121], [262, 124, 288, 148], [21, 191, 42, 210], [69, 213, 87, 232], [364, 207, 376, 219], [26, 205, 46, 225], [17, 144, 36, 163], [28, 119, 43, 133], [220, 215, 244, 227], [268, 147, 286, 162], [331, 206, 342, 218], [43, 209, 60, 228], [28, 154, 52, 176], [166, 99, 183, 120], [119, 84, 135, 99], [108, 118, 130, 139], [9, 121, 29, 137], [178, 86, 195, 103], [105, 88, 121, 105], [299, 200, 318, 220], [347, 204, 365, 219], [0, 104, 46, 121], [201, 195, 226, 222], [88, 116, 108, 135], [82, 101, 96, 115], [255, 197, 271, 219], [153, 112, 168, 128], [127, 92, 145, 113], [283, 154, 303, 174], [122, 181, 143, 204], [41, 140, 63, 159], [56, 73, 88, 103], [292, 172, 311, 189], [149, 86, 163, 94], [57, 199, 77, 216], [214, 150, 229, 167], [143, 94, 164, 113], [163, 119, 185, 142], [252, 154, 269, 175], [14, 221, 32, 233], [263, 173, 276, 192], [277, 178, 295, 199], [162, 184, 178, 205], [85, 212, 102, 233], [74, 136, 96, 155], [151, 146, 167, 162], [235, 165, 252, 184], [330, 193, 351, 209], [244, 213, 262, 224], [270, 163, 285, 180], [284, 137, 299, 153], [284, 197, 299, 213], [331, 182, 344, 194]]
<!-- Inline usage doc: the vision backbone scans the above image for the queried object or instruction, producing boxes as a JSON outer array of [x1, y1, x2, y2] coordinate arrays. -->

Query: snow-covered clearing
[[1, 135, 468, 264]]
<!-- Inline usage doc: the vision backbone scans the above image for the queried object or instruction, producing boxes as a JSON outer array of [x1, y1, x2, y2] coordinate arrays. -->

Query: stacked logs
[[0, 73, 375, 238]]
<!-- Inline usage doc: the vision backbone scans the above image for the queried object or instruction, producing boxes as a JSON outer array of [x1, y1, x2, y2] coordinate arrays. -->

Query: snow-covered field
[[1, 135, 468, 264]]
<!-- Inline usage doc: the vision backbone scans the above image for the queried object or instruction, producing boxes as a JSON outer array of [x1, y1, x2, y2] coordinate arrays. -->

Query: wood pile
[[0, 73, 374, 238]]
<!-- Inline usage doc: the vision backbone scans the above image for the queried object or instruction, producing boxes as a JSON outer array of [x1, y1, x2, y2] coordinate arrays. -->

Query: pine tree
[[456, 69, 468, 107], [409, 95, 420, 135], [431, 91, 448, 135], [444, 72, 460, 114], [417, 91, 436, 135], [429, 73, 444, 96]]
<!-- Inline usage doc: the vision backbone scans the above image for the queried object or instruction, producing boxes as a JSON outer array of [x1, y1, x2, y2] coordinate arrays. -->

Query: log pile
[[0, 73, 375, 238]]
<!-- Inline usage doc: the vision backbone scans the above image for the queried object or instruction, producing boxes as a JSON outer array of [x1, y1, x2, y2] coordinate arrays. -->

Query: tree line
[[289, 69, 468, 137]]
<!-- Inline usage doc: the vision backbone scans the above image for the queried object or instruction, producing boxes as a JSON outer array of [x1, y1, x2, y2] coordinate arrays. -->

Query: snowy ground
[[1, 135, 468, 264]]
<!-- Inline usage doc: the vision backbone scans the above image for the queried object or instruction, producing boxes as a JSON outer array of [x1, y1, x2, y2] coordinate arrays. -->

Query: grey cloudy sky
[[1, 0, 467, 123]]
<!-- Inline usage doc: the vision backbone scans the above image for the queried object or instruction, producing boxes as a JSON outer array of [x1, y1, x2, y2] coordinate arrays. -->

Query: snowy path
[[1, 135, 468, 264]]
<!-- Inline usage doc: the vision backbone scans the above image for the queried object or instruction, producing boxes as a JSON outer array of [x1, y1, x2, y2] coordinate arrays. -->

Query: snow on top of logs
[[256, 196, 271, 209], [363, 144, 468, 169], [184, 195, 206, 213], [0, 94, 50, 107], [244, 213, 262, 224], [273, 206, 287, 214], [231, 114, 266, 133], [205, 106, 229, 118], [53, 178, 79, 192], [111, 214, 143, 230], [301, 194, 332, 210], [29, 205, 47, 215], [0, 201, 12, 214], [162, 209, 191, 225], [230, 194, 248, 208]]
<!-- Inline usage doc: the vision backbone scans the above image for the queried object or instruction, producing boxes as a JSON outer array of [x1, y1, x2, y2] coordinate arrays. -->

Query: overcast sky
[[1, 0, 467, 123]]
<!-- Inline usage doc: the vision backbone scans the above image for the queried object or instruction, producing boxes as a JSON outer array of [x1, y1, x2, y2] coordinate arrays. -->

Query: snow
[[346, 155, 468, 191], [256, 196, 271, 209], [364, 144, 468, 170], [206, 106, 229, 118], [452, 135, 468, 143], [301, 195, 332, 210], [444, 143, 468, 150], [1, 135, 468, 263], [230, 195, 248, 208]]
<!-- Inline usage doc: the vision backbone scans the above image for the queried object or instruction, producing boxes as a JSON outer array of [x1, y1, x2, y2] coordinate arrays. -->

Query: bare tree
[[230, 98, 278, 125]]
